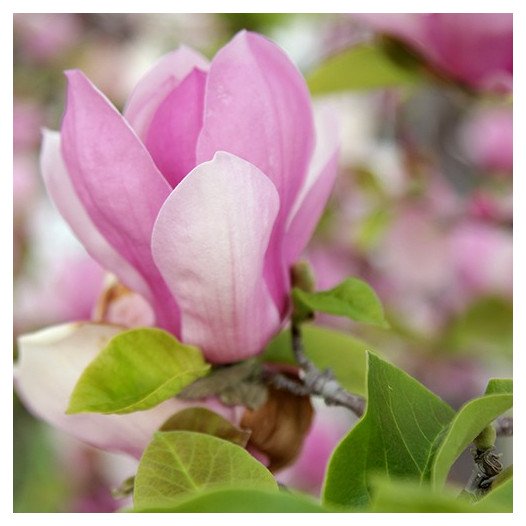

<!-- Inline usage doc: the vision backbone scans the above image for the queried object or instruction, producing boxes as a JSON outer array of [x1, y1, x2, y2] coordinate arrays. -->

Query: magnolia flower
[[356, 13, 513, 92], [41, 30, 339, 364], [15, 31, 339, 459], [15, 323, 241, 458]]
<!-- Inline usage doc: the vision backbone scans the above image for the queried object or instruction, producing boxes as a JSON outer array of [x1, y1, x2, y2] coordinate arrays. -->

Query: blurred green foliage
[[13, 396, 69, 512]]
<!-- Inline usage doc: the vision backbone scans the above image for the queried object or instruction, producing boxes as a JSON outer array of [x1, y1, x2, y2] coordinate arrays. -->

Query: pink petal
[[145, 68, 207, 188], [152, 152, 281, 364], [14, 323, 187, 458], [124, 45, 209, 139], [196, 31, 316, 312], [285, 105, 340, 264], [60, 70, 180, 333], [41, 129, 149, 303]]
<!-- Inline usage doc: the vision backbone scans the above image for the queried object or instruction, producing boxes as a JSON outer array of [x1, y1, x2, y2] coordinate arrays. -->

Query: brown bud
[[240, 379, 314, 472], [290, 260, 316, 293]]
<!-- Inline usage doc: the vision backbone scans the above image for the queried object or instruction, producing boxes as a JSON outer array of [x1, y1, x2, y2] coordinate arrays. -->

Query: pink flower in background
[[14, 100, 45, 150], [41, 30, 339, 363], [459, 107, 513, 173], [356, 13, 513, 92], [278, 406, 352, 495], [450, 222, 512, 300], [14, 14, 81, 63]]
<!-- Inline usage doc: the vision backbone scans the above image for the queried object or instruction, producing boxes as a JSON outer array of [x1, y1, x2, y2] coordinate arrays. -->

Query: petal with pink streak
[[196, 31, 315, 312], [152, 152, 281, 364], [197, 31, 314, 212], [285, 105, 340, 264], [41, 130, 149, 303], [145, 68, 207, 188], [60, 70, 180, 333], [14, 323, 188, 458], [124, 45, 209, 139]]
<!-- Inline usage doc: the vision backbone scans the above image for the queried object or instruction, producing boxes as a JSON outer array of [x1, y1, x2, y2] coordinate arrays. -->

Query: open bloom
[[356, 14, 513, 92], [41, 30, 339, 363]]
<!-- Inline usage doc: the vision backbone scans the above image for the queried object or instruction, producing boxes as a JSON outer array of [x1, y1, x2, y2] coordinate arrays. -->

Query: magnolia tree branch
[[266, 323, 514, 436], [266, 323, 365, 418]]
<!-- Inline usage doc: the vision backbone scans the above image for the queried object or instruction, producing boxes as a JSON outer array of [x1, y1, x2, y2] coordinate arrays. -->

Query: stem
[[464, 446, 503, 497], [267, 323, 365, 418]]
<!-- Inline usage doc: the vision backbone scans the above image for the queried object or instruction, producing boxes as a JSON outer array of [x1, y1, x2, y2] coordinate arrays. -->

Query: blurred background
[[13, 13, 512, 511]]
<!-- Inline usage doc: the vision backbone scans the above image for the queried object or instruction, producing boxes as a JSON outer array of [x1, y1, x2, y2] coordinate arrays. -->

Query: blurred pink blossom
[[459, 107, 513, 173], [278, 406, 352, 495], [14, 100, 45, 150], [14, 14, 81, 62], [356, 13, 513, 92], [14, 254, 105, 333], [450, 222, 512, 300]]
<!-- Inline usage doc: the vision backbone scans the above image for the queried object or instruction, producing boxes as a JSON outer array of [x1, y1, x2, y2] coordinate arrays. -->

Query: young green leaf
[[322, 352, 455, 508], [67, 328, 210, 415], [431, 383, 513, 488], [159, 407, 251, 447], [133, 431, 277, 508], [308, 44, 421, 94], [134, 488, 328, 513], [485, 378, 513, 395], [262, 325, 368, 396], [292, 277, 388, 327]]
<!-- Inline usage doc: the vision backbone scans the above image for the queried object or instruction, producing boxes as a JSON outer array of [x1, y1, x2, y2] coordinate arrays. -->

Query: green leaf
[[323, 352, 455, 508], [431, 385, 513, 488], [262, 325, 368, 396], [292, 277, 388, 327], [443, 296, 513, 358], [369, 477, 497, 513], [133, 431, 277, 508], [354, 208, 392, 252], [134, 488, 328, 513], [308, 44, 420, 94], [159, 407, 251, 447], [485, 378, 513, 395], [475, 470, 513, 512], [67, 328, 210, 415]]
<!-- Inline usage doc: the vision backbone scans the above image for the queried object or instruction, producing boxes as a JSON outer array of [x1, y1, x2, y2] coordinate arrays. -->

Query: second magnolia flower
[[42, 30, 340, 363]]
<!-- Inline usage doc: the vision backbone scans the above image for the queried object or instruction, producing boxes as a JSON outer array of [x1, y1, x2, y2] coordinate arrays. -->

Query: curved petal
[[152, 152, 281, 364], [196, 31, 316, 311], [285, 105, 340, 264], [197, 31, 314, 212], [14, 324, 187, 458], [60, 70, 180, 333], [124, 45, 209, 139], [41, 130, 149, 303], [145, 68, 207, 188]]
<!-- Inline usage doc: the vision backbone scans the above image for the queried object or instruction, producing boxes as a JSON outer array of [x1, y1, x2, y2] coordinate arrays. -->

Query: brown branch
[[266, 324, 365, 418]]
